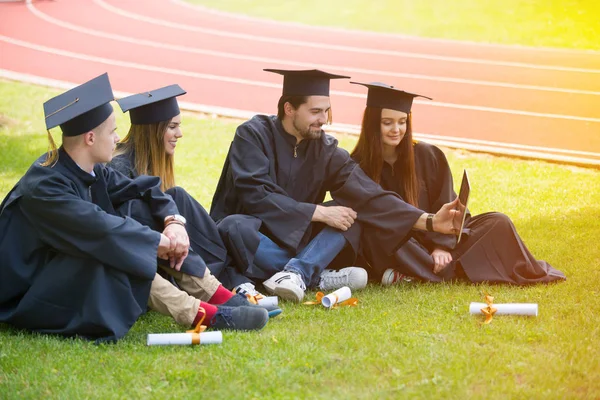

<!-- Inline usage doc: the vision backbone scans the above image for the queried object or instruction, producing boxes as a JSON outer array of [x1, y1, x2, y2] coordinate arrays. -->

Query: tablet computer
[[456, 169, 470, 243]]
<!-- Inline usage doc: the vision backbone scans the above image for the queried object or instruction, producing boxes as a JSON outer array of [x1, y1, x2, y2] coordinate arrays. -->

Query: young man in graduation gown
[[0, 74, 267, 342], [210, 69, 462, 302]]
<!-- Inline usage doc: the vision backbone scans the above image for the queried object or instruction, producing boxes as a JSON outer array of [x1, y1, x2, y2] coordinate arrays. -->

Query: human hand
[[433, 198, 461, 235], [431, 248, 453, 274], [158, 234, 171, 260], [162, 223, 189, 271], [313, 205, 357, 231]]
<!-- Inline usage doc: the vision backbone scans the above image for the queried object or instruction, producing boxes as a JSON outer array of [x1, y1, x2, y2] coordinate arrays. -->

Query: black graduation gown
[[358, 141, 565, 284], [0, 148, 179, 341], [109, 151, 224, 279], [210, 115, 424, 276]]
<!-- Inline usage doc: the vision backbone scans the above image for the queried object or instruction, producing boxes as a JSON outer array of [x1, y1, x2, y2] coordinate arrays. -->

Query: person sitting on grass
[[210, 68, 463, 303], [108, 85, 280, 313], [0, 74, 268, 343], [349, 81, 566, 285]]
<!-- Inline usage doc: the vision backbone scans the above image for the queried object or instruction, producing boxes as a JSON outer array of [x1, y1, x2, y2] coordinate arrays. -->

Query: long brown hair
[[350, 106, 419, 207], [114, 120, 175, 191]]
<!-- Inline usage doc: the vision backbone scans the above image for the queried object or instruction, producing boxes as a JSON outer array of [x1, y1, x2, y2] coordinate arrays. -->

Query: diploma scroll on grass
[[147, 331, 222, 346], [469, 303, 538, 316], [303, 286, 358, 308]]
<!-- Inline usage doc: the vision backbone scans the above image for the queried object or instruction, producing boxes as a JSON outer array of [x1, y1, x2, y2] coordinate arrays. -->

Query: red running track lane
[[1, 0, 599, 163]]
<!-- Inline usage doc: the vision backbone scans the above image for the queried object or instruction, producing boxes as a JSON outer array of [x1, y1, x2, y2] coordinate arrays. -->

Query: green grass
[[1, 79, 600, 399], [185, 0, 600, 50]]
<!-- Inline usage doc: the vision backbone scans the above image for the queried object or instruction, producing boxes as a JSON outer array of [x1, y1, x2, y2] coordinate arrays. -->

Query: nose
[[175, 128, 183, 138], [114, 134, 120, 143]]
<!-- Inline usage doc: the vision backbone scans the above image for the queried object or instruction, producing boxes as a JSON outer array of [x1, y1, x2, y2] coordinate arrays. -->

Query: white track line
[[170, 0, 600, 56], [94, 0, 600, 74], [2, 68, 599, 166], [3, 33, 600, 124], [27, 1, 600, 97]]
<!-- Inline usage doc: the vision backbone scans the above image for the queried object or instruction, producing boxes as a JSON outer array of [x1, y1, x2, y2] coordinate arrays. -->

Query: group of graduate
[[0, 68, 565, 342]]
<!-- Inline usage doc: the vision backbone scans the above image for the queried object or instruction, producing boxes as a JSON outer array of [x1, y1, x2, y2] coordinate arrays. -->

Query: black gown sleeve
[[102, 165, 179, 223], [20, 172, 161, 280], [326, 147, 426, 256]]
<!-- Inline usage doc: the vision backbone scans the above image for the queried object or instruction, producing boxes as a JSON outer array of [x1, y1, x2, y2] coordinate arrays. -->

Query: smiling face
[[380, 108, 408, 149], [287, 95, 330, 140], [163, 113, 182, 156]]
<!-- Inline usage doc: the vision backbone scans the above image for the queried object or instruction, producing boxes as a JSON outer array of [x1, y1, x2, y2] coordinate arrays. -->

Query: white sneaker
[[381, 268, 413, 286], [263, 271, 306, 302], [233, 282, 265, 299], [319, 267, 368, 291]]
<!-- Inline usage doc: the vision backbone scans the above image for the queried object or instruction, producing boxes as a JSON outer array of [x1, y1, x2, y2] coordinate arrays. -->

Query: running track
[[1, 0, 599, 165]]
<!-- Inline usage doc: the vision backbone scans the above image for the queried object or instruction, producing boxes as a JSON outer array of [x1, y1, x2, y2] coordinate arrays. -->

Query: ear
[[283, 101, 295, 117], [83, 131, 95, 147]]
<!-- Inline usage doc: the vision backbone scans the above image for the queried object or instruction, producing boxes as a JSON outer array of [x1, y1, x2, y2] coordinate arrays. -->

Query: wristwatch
[[165, 214, 187, 227], [426, 213, 435, 232]]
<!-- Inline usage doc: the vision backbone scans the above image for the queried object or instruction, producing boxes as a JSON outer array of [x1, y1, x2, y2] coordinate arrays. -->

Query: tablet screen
[[456, 170, 470, 243]]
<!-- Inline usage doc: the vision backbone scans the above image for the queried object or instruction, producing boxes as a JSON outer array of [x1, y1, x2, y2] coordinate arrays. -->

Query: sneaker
[[230, 283, 282, 315], [210, 305, 268, 331], [263, 271, 306, 302], [381, 268, 413, 286], [319, 267, 368, 291]]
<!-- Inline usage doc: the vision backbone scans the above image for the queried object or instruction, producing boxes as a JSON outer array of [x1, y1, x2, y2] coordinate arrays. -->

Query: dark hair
[[350, 106, 419, 207], [277, 95, 308, 119]]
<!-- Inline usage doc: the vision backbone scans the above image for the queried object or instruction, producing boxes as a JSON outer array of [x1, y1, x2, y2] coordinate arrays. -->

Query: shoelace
[[320, 271, 347, 288], [211, 307, 234, 328], [289, 272, 307, 291]]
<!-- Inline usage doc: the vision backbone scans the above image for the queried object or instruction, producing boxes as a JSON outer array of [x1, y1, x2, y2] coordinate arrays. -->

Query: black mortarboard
[[117, 84, 186, 125], [350, 81, 432, 113], [264, 69, 350, 96], [43, 73, 114, 137]]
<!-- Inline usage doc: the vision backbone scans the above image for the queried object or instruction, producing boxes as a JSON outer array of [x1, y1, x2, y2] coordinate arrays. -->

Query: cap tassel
[[40, 129, 59, 167]]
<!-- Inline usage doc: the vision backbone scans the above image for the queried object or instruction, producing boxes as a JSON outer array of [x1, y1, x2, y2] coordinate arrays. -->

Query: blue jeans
[[253, 227, 347, 288]]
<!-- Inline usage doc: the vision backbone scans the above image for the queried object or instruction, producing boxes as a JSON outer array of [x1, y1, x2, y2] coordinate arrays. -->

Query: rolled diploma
[[469, 302, 538, 316], [257, 296, 278, 310], [321, 286, 351, 308], [147, 331, 223, 346]]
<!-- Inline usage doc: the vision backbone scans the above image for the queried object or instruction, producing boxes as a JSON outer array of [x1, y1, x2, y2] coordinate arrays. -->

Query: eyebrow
[[310, 107, 331, 112]]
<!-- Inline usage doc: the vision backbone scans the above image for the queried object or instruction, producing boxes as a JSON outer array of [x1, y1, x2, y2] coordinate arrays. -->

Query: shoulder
[[20, 160, 74, 198], [236, 115, 276, 138], [108, 152, 135, 176], [413, 141, 449, 165], [320, 131, 339, 148]]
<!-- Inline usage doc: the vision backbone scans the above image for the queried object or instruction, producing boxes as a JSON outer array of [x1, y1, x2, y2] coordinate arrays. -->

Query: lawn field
[[1, 80, 599, 399]]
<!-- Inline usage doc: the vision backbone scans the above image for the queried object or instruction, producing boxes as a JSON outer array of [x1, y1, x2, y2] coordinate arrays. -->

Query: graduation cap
[[43, 73, 114, 137], [350, 81, 432, 114], [117, 84, 186, 125], [264, 69, 350, 96]]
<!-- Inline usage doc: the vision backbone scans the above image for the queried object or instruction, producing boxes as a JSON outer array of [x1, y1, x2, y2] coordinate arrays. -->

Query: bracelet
[[426, 213, 435, 232], [165, 220, 185, 228]]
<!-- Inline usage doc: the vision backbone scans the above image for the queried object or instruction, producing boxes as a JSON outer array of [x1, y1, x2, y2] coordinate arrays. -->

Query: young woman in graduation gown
[[109, 86, 239, 281], [108, 85, 272, 301], [350, 82, 565, 285]]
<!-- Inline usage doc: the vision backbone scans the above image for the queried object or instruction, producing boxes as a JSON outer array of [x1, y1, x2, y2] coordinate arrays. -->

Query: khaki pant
[[148, 266, 222, 326]]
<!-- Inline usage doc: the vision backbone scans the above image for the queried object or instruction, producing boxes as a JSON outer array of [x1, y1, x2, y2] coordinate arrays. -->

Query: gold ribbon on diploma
[[480, 294, 497, 324], [186, 306, 207, 344], [303, 292, 358, 308]]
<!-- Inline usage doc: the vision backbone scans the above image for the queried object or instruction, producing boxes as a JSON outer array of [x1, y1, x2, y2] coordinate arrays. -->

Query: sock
[[191, 302, 218, 328], [208, 284, 234, 305]]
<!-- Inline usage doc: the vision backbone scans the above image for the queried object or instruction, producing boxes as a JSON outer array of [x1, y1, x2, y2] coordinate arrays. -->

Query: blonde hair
[[114, 120, 175, 191]]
